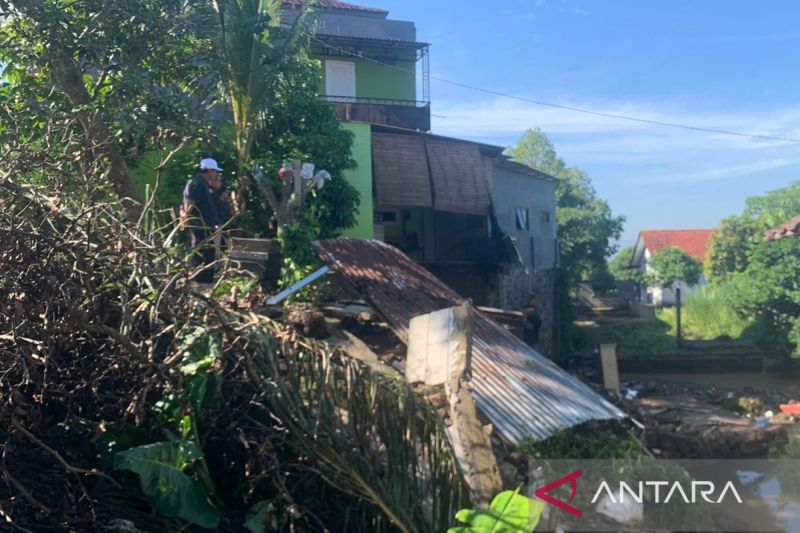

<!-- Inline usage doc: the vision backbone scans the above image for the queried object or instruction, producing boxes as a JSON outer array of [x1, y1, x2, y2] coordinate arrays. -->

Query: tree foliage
[[607, 245, 643, 284], [704, 216, 762, 283], [246, 56, 358, 236], [701, 182, 800, 355], [210, 0, 314, 209], [721, 237, 800, 353], [706, 181, 800, 283], [2, 0, 360, 246], [645, 247, 702, 290], [507, 128, 624, 287], [0, 0, 202, 218]]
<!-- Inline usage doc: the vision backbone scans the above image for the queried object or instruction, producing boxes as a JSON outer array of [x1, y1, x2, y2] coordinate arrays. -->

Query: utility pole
[[676, 287, 682, 348]]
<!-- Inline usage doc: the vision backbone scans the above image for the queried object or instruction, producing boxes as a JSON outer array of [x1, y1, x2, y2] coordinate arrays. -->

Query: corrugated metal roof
[[314, 239, 626, 444], [371, 127, 492, 215], [493, 157, 557, 182]]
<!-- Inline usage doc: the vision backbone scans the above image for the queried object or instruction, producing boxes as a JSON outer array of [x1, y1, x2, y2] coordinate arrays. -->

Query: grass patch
[[657, 287, 754, 341], [607, 318, 677, 356], [521, 422, 647, 460], [598, 287, 758, 357]]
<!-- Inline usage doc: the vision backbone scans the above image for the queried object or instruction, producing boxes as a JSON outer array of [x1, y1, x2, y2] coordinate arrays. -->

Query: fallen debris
[[406, 304, 502, 505], [619, 381, 792, 458], [265, 265, 329, 304], [780, 403, 800, 415], [285, 302, 329, 339], [314, 238, 626, 444]]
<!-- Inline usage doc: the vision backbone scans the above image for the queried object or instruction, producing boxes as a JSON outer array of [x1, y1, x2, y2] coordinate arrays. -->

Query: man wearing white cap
[[182, 158, 222, 283]]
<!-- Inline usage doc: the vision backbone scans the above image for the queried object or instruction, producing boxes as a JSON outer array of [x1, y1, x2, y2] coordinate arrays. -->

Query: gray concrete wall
[[283, 7, 417, 42], [491, 163, 557, 271], [490, 265, 558, 359]]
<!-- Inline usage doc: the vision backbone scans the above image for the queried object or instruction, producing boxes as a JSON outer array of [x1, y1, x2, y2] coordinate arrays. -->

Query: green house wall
[[341, 122, 374, 239], [317, 57, 416, 102]]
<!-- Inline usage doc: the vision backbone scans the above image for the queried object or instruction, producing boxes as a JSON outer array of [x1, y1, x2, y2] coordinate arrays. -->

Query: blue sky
[[375, 0, 800, 247]]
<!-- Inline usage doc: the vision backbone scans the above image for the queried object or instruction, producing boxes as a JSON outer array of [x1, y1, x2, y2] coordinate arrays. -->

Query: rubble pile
[[620, 381, 796, 458]]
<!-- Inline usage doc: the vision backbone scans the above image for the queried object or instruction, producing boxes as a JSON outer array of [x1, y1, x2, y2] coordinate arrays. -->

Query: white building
[[630, 229, 714, 306]]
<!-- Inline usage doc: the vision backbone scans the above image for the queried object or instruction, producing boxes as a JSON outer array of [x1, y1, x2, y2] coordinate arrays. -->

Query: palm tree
[[212, 0, 313, 212]]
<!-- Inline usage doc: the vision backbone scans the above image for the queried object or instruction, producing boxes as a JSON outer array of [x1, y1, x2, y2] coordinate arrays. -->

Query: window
[[375, 211, 398, 223], [541, 210, 551, 223], [325, 60, 356, 102], [515, 208, 529, 230]]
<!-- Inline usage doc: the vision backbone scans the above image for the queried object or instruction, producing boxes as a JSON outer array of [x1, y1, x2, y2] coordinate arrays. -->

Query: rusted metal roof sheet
[[314, 238, 626, 443]]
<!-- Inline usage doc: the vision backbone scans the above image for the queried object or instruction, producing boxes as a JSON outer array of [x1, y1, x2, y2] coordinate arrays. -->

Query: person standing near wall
[[522, 294, 542, 348], [181, 158, 222, 283]]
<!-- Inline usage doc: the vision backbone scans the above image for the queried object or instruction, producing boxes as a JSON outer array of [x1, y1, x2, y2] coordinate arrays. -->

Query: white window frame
[[325, 60, 356, 102]]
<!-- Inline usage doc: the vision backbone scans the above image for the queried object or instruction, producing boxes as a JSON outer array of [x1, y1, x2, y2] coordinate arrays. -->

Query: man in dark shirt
[[210, 175, 233, 226], [522, 294, 543, 348], [183, 158, 222, 283]]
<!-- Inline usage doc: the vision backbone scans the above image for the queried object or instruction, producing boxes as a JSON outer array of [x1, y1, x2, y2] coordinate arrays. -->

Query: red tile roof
[[282, 0, 388, 14], [639, 229, 715, 262]]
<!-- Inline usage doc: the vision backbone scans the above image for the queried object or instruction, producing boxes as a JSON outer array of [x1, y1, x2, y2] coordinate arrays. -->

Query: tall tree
[[0, 0, 198, 220], [210, 0, 312, 211], [247, 55, 359, 236], [508, 128, 625, 287], [723, 237, 800, 354]]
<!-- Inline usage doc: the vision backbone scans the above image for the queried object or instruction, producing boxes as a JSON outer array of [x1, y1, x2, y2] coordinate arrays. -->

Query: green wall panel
[[341, 123, 374, 239], [317, 57, 416, 101]]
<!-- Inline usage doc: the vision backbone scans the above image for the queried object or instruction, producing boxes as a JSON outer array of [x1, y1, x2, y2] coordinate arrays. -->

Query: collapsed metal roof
[[314, 238, 626, 444]]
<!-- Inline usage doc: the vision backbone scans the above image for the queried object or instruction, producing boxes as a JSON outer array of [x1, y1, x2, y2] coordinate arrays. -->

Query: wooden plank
[[600, 343, 620, 394]]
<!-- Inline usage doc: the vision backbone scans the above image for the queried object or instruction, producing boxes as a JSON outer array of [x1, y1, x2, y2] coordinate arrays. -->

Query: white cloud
[[429, 96, 800, 183], [648, 158, 800, 184]]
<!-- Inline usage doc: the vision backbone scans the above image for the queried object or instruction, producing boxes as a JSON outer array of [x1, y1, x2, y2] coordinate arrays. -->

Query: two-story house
[[283, 0, 560, 354]]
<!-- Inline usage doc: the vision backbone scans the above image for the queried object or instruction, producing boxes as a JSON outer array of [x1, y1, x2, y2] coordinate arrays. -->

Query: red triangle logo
[[534, 469, 583, 518]]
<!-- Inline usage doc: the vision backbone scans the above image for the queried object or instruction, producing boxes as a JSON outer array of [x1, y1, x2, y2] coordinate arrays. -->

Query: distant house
[[630, 229, 714, 306]]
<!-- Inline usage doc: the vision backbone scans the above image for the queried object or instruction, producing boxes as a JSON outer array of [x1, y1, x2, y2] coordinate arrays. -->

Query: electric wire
[[310, 35, 800, 144]]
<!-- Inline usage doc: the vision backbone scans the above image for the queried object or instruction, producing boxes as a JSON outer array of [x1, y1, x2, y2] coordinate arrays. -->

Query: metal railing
[[321, 96, 431, 131]]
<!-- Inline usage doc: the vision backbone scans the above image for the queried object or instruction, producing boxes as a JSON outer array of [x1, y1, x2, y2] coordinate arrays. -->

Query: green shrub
[[608, 318, 676, 356], [521, 424, 647, 460], [657, 286, 753, 341]]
